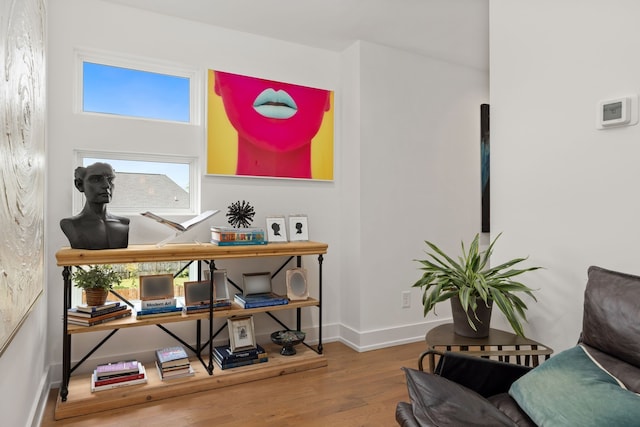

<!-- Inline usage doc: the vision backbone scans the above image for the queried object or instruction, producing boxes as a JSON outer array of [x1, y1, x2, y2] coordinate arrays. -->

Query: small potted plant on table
[[72, 265, 121, 306]]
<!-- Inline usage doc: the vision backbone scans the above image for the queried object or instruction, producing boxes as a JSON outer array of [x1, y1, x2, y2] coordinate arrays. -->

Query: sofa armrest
[[434, 351, 532, 398]]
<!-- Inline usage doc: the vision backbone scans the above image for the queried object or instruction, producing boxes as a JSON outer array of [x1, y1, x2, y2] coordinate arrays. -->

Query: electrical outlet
[[401, 291, 411, 308]]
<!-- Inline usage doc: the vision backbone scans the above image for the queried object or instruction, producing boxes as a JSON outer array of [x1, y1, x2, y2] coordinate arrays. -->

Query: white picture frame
[[228, 316, 256, 352], [288, 215, 309, 241], [266, 216, 287, 242]]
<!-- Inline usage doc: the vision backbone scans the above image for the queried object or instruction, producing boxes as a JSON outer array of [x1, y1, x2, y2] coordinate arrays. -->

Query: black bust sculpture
[[60, 162, 129, 249]]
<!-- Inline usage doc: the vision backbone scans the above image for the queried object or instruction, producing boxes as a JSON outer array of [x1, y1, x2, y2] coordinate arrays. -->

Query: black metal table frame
[[60, 253, 324, 401]]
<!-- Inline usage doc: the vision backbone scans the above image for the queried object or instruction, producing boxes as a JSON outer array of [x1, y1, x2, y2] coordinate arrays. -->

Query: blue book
[[137, 305, 183, 316], [234, 293, 288, 309], [211, 240, 267, 246]]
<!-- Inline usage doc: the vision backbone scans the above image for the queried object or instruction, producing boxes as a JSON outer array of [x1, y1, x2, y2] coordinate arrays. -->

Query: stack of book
[[155, 345, 194, 380], [213, 344, 268, 370], [91, 360, 147, 392], [234, 292, 289, 309], [210, 226, 267, 246], [136, 298, 183, 319], [67, 302, 132, 326]]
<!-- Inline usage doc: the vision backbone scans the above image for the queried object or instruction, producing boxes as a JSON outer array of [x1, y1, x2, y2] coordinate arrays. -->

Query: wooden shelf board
[[56, 241, 328, 266], [54, 343, 326, 420], [67, 299, 319, 334]]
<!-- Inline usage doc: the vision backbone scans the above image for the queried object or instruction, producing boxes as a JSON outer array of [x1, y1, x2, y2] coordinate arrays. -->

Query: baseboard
[[337, 318, 451, 352]]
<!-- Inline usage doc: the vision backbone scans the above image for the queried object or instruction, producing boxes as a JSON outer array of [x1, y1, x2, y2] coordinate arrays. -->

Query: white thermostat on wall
[[596, 95, 638, 129]]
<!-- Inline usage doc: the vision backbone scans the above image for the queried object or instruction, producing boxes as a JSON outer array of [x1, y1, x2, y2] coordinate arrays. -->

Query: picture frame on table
[[228, 316, 256, 352], [266, 216, 287, 243], [288, 215, 309, 241], [139, 274, 174, 301]]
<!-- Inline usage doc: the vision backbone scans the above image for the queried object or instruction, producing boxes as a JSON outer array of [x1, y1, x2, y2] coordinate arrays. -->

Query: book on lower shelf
[[67, 302, 125, 318], [155, 345, 190, 369], [213, 344, 268, 370], [73, 301, 121, 314], [67, 308, 132, 326], [155, 361, 195, 380], [136, 305, 183, 319], [91, 363, 147, 392], [141, 297, 177, 310], [182, 300, 232, 314], [95, 359, 140, 377], [234, 292, 289, 309]]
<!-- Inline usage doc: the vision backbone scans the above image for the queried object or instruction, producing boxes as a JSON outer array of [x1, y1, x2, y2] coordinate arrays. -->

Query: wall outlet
[[401, 291, 411, 309]]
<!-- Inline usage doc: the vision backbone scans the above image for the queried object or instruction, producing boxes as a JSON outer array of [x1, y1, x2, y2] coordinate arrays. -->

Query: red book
[[93, 363, 144, 386]]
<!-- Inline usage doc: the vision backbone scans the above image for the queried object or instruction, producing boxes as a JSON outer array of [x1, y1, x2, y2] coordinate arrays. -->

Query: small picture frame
[[288, 215, 309, 241], [139, 274, 174, 301], [266, 216, 287, 243], [228, 316, 256, 352]]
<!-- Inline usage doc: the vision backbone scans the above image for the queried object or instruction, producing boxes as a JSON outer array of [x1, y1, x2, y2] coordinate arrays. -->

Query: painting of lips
[[207, 69, 334, 180]]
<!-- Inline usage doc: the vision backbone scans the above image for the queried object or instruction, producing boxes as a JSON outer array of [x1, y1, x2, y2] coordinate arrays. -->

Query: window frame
[[73, 149, 200, 216]]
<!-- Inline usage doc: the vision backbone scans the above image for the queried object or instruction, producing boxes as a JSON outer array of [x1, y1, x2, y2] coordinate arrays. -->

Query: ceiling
[[100, 0, 489, 70]]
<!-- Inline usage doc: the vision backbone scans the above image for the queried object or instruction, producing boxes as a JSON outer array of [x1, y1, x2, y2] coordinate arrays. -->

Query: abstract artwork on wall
[[206, 69, 334, 181], [0, 0, 46, 357], [481, 104, 490, 233]]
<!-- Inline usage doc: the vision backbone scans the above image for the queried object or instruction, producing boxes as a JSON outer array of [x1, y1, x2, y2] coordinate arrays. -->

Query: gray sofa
[[396, 266, 640, 426]]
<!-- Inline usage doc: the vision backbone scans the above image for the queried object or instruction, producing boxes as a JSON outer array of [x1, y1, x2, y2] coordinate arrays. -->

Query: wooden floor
[[40, 341, 427, 427]]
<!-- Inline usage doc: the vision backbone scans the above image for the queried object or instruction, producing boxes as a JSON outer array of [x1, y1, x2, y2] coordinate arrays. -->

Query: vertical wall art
[[0, 0, 46, 356], [481, 104, 490, 233], [206, 69, 334, 180]]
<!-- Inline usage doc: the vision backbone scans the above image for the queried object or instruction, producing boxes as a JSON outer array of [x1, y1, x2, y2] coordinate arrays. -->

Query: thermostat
[[597, 95, 638, 129]]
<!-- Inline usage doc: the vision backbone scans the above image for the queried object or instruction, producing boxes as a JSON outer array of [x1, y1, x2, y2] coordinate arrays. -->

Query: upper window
[[76, 49, 199, 124]]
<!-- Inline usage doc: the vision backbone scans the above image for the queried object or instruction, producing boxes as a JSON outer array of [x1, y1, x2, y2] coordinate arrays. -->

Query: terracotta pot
[[85, 288, 109, 306], [450, 296, 493, 338]]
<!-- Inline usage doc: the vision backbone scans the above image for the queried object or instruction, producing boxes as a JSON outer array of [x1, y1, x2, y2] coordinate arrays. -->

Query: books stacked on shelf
[[234, 292, 289, 309], [210, 226, 267, 246], [67, 302, 132, 326], [182, 300, 232, 314], [213, 344, 268, 370], [155, 345, 194, 380], [91, 360, 147, 392]]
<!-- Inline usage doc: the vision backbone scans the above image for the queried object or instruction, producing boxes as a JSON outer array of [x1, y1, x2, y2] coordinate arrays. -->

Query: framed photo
[[199, 269, 231, 303], [228, 316, 256, 352], [266, 216, 287, 243], [139, 274, 174, 301], [288, 215, 309, 241]]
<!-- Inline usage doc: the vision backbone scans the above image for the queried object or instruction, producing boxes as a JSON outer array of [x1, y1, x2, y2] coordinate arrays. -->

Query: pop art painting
[[207, 70, 334, 180]]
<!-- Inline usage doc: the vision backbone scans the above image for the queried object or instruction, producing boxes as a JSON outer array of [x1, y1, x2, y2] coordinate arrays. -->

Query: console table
[[54, 241, 328, 420], [419, 323, 553, 373]]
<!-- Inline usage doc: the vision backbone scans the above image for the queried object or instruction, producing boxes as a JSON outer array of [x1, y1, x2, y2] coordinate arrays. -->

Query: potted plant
[[72, 265, 121, 306], [413, 233, 540, 338]]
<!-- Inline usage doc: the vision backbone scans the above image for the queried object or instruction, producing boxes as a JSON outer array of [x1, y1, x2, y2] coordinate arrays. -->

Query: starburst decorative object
[[226, 200, 255, 228]]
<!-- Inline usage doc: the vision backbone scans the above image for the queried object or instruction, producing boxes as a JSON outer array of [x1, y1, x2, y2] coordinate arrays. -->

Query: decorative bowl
[[270, 330, 306, 356]]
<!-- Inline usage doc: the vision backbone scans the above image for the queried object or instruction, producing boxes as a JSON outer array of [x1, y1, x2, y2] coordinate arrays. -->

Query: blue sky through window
[[83, 62, 190, 122]]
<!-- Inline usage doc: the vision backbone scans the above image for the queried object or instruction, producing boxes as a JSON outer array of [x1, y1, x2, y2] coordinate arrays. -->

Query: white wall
[[343, 42, 489, 349], [490, 0, 640, 353]]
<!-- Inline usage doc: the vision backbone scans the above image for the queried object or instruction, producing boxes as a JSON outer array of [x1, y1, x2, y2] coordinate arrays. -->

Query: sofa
[[396, 265, 640, 426]]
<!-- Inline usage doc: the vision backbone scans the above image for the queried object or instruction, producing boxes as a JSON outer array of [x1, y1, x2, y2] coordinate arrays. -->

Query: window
[[76, 49, 199, 124], [74, 150, 199, 215]]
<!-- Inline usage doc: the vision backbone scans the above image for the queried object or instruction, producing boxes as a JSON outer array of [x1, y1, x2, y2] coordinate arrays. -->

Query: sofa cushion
[[582, 266, 640, 368], [403, 368, 517, 426], [509, 345, 640, 427]]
